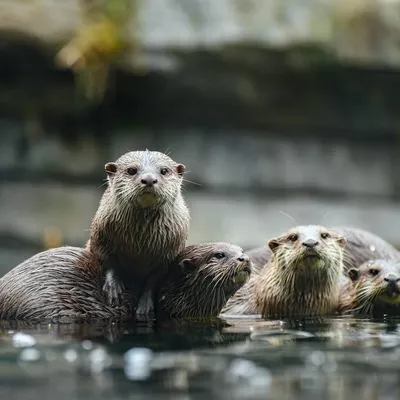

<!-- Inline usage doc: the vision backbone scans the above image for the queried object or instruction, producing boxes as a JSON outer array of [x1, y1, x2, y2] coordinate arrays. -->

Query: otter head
[[349, 259, 400, 313], [268, 225, 347, 288], [160, 243, 252, 318], [105, 150, 185, 208]]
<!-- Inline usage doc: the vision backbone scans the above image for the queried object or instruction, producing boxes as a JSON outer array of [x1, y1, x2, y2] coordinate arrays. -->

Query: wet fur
[[157, 243, 251, 319], [245, 226, 400, 273], [87, 150, 190, 314], [337, 259, 400, 316], [223, 225, 346, 318], [0, 247, 132, 323]]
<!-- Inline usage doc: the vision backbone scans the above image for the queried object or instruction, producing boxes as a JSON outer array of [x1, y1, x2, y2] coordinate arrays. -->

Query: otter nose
[[237, 254, 249, 262], [303, 239, 319, 248], [141, 174, 158, 186], [384, 274, 400, 283]]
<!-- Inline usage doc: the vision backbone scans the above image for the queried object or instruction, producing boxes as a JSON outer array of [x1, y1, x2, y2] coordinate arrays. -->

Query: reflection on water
[[1, 315, 400, 399]]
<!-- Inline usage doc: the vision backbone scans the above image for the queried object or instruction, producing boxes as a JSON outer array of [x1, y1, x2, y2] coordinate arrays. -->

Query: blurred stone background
[[2, 0, 400, 273]]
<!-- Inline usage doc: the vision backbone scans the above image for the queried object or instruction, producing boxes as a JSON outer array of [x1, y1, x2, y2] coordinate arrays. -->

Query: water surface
[[1, 315, 400, 399]]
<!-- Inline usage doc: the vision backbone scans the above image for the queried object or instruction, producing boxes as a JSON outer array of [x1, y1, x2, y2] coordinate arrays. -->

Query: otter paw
[[103, 275, 124, 307]]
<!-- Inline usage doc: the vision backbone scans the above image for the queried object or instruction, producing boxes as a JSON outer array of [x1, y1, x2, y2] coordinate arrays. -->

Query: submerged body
[[223, 225, 346, 318], [87, 150, 190, 316], [337, 259, 400, 316], [0, 247, 130, 322], [245, 226, 400, 273], [157, 243, 252, 319]]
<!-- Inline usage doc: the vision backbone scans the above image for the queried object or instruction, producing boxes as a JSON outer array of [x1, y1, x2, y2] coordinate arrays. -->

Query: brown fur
[[337, 259, 400, 316], [87, 150, 190, 314], [157, 243, 251, 319], [0, 247, 132, 323], [245, 226, 400, 273], [223, 225, 346, 318]]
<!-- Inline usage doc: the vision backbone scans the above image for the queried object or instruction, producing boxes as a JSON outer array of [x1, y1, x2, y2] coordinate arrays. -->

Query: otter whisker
[[278, 211, 297, 226]]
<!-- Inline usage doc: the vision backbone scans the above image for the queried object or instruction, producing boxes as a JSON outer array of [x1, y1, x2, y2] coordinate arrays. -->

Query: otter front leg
[[135, 267, 167, 317], [102, 255, 125, 307], [135, 288, 155, 317]]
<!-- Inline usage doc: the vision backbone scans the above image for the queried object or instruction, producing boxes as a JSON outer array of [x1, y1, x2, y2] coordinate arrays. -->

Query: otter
[[246, 226, 400, 273], [157, 243, 252, 319], [0, 246, 130, 322], [222, 225, 346, 318], [87, 150, 190, 316], [337, 259, 400, 316], [0, 243, 249, 322]]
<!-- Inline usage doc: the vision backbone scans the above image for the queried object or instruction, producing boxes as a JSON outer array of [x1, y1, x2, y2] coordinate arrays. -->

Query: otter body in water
[[223, 225, 346, 318], [0, 247, 129, 322], [338, 259, 400, 316], [0, 244, 249, 322], [157, 243, 252, 319], [87, 150, 190, 315], [246, 226, 400, 273]]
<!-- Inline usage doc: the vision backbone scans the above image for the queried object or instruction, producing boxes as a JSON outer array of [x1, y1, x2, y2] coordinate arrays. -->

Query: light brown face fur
[[344, 259, 400, 315], [105, 150, 186, 208], [157, 243, 252, 319], [254, 225, 347, 318]]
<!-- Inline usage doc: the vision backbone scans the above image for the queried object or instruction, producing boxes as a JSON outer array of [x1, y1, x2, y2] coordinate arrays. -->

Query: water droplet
[[124, 347, 153, 381], [19, 348, 41, 362], [81, 340, 93, 350], [12, 333, 36, 348], [307, 351, 326, 366], [88, 348, 112, 374], [369, 246, 376, 252], [64, 349, 78, 363]]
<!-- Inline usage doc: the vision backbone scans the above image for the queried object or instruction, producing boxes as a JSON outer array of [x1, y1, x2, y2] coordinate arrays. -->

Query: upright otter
[[337, 259, 400, 316], [157, 243, 252, 319], [0, 243, 249, 322], [222, 225, 346, 318], [87, 150, 190, 315], [246, 226, 400, 272]]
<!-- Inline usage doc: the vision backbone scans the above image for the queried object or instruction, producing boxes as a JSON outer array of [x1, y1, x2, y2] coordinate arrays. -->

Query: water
[[1, 316, 400, 399]]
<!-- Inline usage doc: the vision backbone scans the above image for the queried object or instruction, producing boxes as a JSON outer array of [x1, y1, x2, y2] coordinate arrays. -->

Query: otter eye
[[160, 168, 169, 176], [127, 167, 137, 175], [369, 269, 380, 277], [214, 252, 225, 259], [320, 232, 329, 239], [289, 234, 298, 242]]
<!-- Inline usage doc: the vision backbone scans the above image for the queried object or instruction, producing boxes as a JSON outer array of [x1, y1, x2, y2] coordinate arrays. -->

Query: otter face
[[350, 259, 400, 307], [179, 243, 252, 294], [160, 243, 252, 318], [105, 150, 185, 207], [268, 225, 346, 272]]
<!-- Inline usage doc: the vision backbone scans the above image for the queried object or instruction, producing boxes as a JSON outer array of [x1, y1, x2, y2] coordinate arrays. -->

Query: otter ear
[[337, 236, 347, 248], [176, 164, 186, 176], [105, 162, 117, 177], [268, 238, 281, 253], [348, 268, 360, 282], [179, 259, 197, 273]]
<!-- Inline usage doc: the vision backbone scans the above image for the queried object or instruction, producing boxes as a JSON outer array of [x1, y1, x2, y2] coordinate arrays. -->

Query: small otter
[[0, 247, 131, 322], [337, 259, 400, 316], [222, 225, 346, 318], [87, 150, 190, 315], [157, 243, 252, 319], [246, 226, 400, 273]]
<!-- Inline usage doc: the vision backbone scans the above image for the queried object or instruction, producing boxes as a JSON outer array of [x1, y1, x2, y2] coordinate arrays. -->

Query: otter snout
[[384, 274, 400, 283], [384, 273, 400, 298], [237, 254, 249, 263], [303, 239, 319, 249], [140, 173, 158, 187]]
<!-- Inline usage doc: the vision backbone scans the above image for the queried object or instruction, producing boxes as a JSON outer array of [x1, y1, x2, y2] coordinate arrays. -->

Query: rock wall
[[1, 126, 400, 274]]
